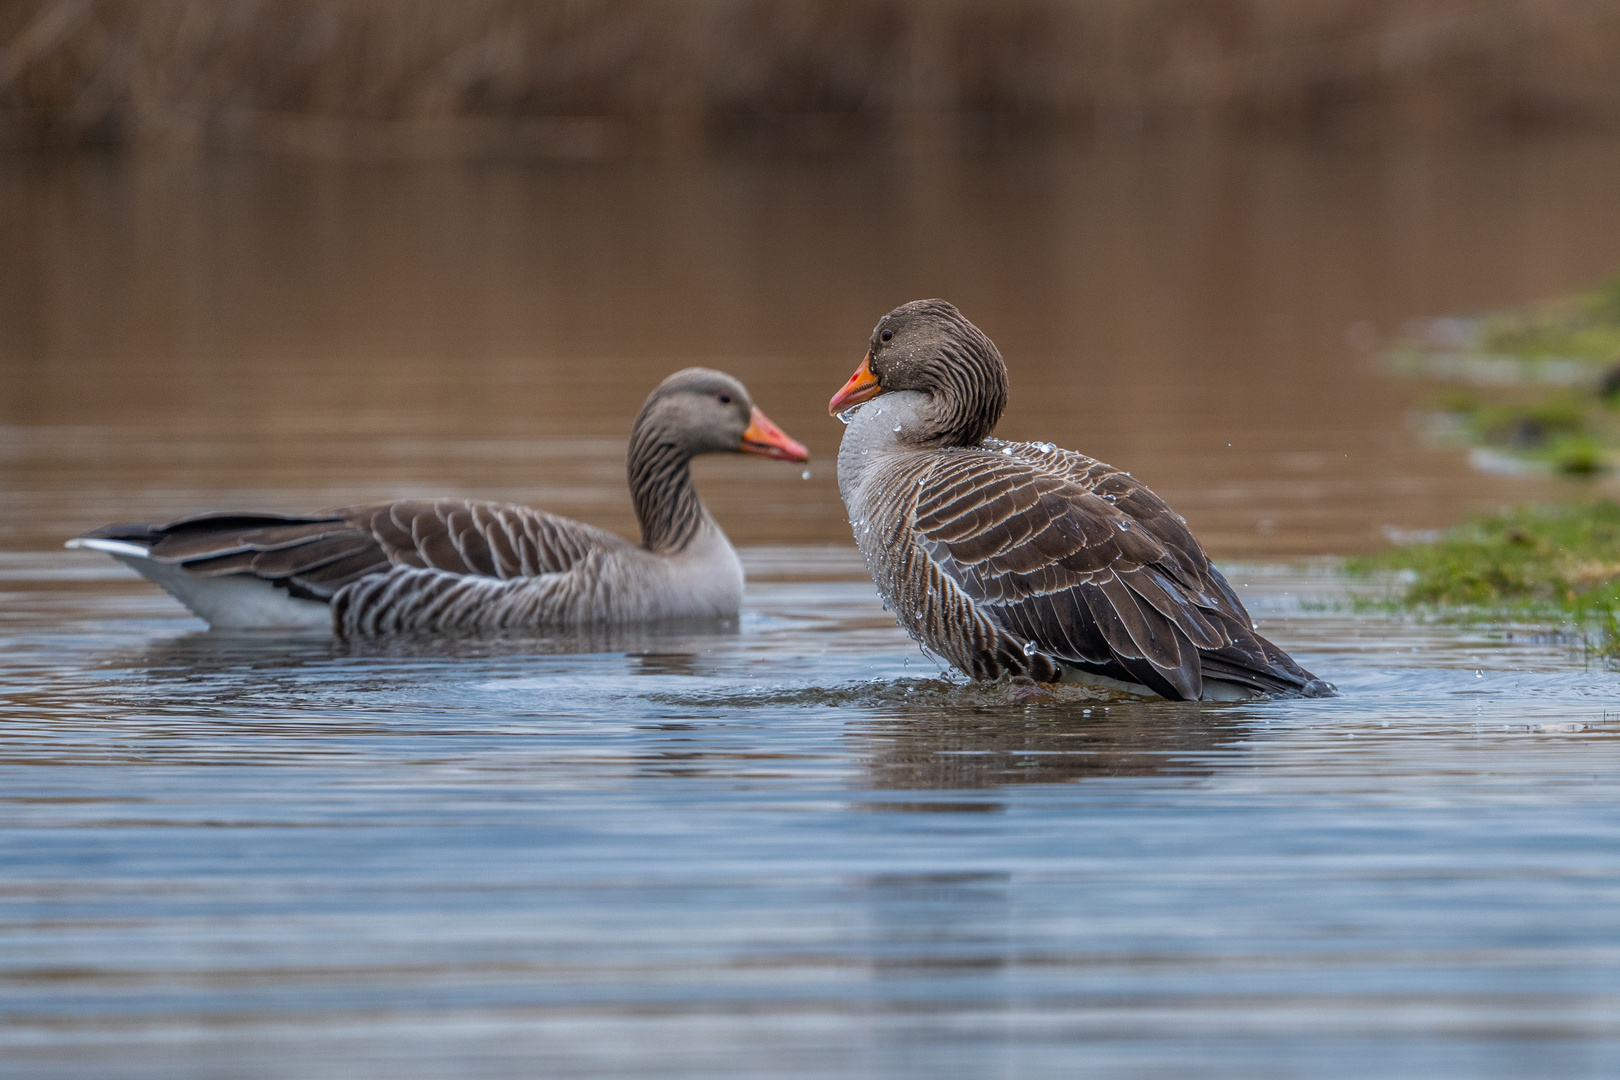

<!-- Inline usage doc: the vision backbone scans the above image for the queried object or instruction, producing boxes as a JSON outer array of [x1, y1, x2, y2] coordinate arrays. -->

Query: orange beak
[[828, 352, 883, 415], [740, 406, 810, 462]]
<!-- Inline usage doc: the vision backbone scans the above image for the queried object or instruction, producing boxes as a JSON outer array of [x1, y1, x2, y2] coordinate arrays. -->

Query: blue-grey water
[[5, 138, 1620, 1077], [4, 548, 1619, 1079]]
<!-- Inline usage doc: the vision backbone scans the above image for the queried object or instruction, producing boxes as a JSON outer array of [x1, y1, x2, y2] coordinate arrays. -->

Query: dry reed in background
[[4, 0, 1620, 155]]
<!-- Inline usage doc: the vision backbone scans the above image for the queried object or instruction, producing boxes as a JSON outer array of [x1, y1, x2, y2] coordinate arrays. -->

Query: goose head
[[634, 368, 808, 463], [828, 299, 1008, 447]]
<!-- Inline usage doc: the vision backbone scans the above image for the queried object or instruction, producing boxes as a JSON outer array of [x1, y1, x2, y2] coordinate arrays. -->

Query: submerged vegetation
[[1387, 272, 1620, 476], [1348, 502, 1620, 657]]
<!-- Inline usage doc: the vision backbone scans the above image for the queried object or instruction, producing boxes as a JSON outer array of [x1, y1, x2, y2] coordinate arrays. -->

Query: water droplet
[[893, 425, 901, 433], [836, 405, 865, 425], [1001, 447, 1014, 456], [801, 470, 811, 481], [1475, 669, 1484, 678], [1022, 640, 1038, 656], [1118, 521, 1130, 530]]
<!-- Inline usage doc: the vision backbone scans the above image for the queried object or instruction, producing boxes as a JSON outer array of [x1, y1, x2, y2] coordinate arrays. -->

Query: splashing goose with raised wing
[[829, 300, 1332, 701], [69, 368, 808, 634]]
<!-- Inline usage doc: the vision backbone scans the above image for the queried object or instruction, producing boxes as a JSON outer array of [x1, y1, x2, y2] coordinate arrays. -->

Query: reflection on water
[[111, 619, 748, 674], [4, 560, 1619, 1077], [855, 704, 1249, 791], [3, 136, 1620, 1078], [10, 135, 1620, 556]]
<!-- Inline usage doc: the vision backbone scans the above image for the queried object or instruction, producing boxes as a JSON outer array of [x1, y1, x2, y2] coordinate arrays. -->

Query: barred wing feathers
[[87, 499, 629, 609], [888, 442, 1317, 699]]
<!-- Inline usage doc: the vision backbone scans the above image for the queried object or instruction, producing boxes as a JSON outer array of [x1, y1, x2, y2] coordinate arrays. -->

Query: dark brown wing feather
[[79, 499, 628, 604], [141, 512, 389, 601], [912, 443, 1324, 699], [348, 500, 618, 577]]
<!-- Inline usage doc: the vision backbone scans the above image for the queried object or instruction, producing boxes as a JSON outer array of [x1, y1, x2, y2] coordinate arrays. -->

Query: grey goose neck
[[627, 422, 707, 555]]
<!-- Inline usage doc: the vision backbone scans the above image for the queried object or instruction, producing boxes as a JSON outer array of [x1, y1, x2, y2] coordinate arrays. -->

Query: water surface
[[3, 136, 1620, 1077]]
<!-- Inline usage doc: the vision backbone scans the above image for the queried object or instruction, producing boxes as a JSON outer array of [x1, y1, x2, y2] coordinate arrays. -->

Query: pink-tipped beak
[[740, 406, 810, 462], [828, 352, 882, 414]]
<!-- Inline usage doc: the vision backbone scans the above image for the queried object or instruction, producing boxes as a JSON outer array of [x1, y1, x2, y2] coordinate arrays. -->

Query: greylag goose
[[69, 368, 808, 633], [829, 300, 1332, 701]]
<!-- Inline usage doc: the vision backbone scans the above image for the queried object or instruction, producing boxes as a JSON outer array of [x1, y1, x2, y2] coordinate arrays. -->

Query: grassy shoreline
[[1346, 502, 1620, 659]]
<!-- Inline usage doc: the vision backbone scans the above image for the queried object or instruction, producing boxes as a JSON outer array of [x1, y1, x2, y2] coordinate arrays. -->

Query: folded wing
[[909, 444, 1320, 699], [78, 499, 628, 602]]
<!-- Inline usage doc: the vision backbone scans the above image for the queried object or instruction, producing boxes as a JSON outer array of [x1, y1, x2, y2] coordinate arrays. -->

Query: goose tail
[[66, 524, 332, 632]]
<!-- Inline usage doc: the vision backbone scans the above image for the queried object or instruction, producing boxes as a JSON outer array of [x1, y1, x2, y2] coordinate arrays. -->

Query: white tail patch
[[65, 539, 332, 632], [65, 537, 152, 559]]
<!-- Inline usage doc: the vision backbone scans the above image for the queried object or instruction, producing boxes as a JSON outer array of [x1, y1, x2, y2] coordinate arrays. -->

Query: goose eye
[[880, 329, 893, 342], [717, 393, 732, 404]]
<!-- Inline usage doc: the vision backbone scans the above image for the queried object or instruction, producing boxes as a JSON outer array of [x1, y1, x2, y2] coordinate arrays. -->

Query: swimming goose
[[829, 300, 1332, 701], [69, 368, 808, 633]]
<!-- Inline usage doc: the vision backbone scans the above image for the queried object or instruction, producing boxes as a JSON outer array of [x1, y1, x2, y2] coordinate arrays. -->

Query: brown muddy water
[[2, 136, 1619, 1078]]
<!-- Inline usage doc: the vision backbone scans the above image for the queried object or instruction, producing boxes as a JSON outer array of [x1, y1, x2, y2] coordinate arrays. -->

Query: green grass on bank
[[1346, 502, 1620, 658], [1429, 387, 1618, 474], [1479, 274, 1620, 361], [1388, 271, 1620, 475]]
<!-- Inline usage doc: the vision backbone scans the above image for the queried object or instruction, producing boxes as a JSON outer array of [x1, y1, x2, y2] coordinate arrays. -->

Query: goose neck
[[628, 430, 706, 554]]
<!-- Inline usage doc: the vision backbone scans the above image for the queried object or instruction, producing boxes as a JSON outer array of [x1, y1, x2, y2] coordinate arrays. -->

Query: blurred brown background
[[5, 1, 1620, 560], [5, 0, 1620, 154]]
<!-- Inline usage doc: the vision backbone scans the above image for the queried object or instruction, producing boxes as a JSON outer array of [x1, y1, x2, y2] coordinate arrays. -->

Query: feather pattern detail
[[848, 433, 1325, 699]]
